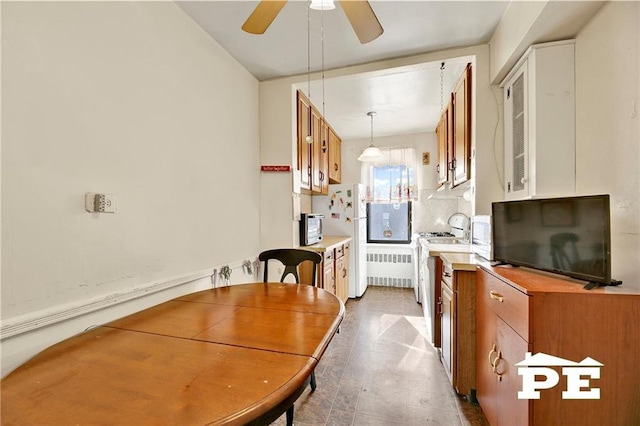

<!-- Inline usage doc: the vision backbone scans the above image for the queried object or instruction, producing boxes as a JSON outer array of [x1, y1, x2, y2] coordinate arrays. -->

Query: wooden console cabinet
[[476, 265, 640, 426]]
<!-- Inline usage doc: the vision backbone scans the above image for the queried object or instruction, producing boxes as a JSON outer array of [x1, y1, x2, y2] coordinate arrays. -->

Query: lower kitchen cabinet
[[335, 242, 349, 303], [476, 266, 640, 426], [300, 237, 350, 304], [439, 254, 477, 400], [323, 248, 336, 295]]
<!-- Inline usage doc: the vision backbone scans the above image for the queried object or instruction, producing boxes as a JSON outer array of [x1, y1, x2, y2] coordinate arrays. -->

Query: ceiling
[[175, 1, 594, 140]]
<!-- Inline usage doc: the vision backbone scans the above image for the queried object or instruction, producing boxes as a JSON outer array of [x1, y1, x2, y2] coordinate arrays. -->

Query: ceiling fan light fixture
[[309, 0, 336, 11], [358, 111, 384, 162]]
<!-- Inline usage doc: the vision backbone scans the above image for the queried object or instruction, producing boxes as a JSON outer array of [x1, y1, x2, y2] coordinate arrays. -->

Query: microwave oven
[[300, 213, 324, 246]]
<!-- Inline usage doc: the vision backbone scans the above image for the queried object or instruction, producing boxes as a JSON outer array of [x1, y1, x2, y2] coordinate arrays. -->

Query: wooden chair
[[259, 248, 322, 287], [258, 248, 323, 426]]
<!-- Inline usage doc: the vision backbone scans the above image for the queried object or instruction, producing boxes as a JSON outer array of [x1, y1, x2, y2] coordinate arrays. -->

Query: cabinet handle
[[334, 163, 339, 171], [492, 350, 503, 381], [437, 297, 443, 315], [444, 271, 452, 278], [488, 344, 498, 367], [489, 291, 504, 303], [436, 164, 440, 173]]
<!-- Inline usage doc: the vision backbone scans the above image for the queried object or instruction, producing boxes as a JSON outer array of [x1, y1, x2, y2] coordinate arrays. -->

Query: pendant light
[[310, 0, 335, 11], [358, 111, 384, 162]]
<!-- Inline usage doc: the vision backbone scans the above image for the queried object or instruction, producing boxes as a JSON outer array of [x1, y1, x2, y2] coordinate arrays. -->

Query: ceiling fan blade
[[241, 0, 288, 35], [338, 0, 384, 44]]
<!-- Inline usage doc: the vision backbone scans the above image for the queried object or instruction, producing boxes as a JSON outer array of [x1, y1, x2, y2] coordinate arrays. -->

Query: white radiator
[[366, 244, 418, 288]]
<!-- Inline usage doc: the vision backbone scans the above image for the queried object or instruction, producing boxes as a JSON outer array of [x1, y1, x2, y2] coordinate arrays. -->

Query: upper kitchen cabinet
[[297, 91, 312, 191], [297, 90, 340, 195], [451, 63, 472, 187], [501, 40, 575, 200], [435, 64, 472, 189], [328, 127, 342, 184], [311, 107, 329, 194], [435, 101, 452, 187]]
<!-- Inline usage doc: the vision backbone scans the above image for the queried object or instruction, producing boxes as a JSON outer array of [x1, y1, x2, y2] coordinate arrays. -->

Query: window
[[362, 147, 417, 244], [367, 201, 412, 244], [362, 147, 417, 203]]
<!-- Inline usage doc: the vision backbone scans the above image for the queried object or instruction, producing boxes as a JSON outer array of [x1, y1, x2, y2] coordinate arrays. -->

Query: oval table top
[[1, 282, 344, 425]]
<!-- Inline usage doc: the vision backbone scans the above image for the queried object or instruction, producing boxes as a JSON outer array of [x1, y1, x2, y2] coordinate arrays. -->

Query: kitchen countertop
[[440, 252, 484, 272], [299, 236, 351, 253], [418, 238, 473, 256]]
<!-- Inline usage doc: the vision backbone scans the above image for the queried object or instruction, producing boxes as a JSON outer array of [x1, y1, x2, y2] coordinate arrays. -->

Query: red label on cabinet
[[260, 165, 291, 172]]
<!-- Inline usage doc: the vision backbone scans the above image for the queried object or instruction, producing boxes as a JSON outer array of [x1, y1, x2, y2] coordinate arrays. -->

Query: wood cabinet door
[[335, 256, 348, 302], [297, 91, 312, 191], [328, 128, 341, 184], [495, 318, 530, 426], [477, 269, 531, 426], [319, 120, 329, 194], [435, 105, 449, 187], [310, 107, 323, 193], [476, 271, 500, 426], [341, 243, 350, 301], [452, 63, 472, 187]]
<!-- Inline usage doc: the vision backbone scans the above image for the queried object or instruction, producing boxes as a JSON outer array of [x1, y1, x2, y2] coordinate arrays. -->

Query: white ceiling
[[176, 1, 600, 140]]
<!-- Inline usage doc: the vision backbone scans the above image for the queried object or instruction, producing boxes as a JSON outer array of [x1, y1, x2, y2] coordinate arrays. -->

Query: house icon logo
[[516, 352, 603, 400]]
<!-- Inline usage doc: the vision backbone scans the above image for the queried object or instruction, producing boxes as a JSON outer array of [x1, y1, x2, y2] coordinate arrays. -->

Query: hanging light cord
[[321, 7, 326, 120], [370, 112, 374, 145], [307, 1, 311, 98]]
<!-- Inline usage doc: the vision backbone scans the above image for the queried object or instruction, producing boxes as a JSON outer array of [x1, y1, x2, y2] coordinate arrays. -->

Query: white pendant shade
[[309, 0, 335, 11], [358, 111, 384, 162], [358, 145, 384, 162]]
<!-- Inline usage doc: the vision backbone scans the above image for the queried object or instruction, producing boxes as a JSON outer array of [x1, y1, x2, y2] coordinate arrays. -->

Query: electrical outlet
[[85, 193, 117, 213]]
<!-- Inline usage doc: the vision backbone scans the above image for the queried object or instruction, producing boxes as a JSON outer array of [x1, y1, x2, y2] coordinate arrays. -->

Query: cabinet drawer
[[442, 262, 453, 289], [324, 249, 335, 262], [477, 269, 530, 341]]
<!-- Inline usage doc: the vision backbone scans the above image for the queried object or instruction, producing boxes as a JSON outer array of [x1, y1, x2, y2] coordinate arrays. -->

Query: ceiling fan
[[241, 0, 384, 44]]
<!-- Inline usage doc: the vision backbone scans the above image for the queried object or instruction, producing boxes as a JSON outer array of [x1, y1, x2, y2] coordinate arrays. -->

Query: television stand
[[583, 281, 600, 290], [584, 278, 623, 290]]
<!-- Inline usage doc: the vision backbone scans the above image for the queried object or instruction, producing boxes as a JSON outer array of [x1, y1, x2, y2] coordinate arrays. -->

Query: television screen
[[492, 195, 613, 286]]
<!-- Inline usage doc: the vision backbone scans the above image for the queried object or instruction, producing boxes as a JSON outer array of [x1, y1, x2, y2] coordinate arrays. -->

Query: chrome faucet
[[447, 212, 470, 241]]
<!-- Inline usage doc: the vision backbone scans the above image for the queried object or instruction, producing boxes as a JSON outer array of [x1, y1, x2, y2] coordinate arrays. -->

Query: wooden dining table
[[0, 282, 344, 425]]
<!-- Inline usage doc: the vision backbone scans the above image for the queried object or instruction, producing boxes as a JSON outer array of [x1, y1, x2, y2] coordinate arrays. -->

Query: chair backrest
[[258, 249, 322, 286]]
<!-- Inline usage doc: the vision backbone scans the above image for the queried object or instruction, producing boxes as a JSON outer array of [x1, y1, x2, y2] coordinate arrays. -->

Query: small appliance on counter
[[471, 215, 492, 260], [299, 213, 324, 246]]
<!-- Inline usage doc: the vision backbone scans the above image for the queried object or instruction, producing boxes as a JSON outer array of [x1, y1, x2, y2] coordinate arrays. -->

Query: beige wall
[[574, 1, 640, 290], [1, 2, 261, 374]]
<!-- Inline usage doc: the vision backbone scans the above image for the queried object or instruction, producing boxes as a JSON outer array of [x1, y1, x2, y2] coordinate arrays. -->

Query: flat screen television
[[492, 194, 620, 288]]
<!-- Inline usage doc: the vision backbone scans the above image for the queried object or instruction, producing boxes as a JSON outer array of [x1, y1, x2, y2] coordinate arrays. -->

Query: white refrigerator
[[312, 184, 368, 298]]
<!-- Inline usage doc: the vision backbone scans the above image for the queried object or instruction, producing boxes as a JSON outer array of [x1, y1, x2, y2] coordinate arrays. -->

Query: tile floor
[[273, 286, 488, 425]]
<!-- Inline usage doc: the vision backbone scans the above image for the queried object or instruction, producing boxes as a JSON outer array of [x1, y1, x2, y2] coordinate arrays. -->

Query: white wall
[[1, 2, 261, 374], [574, 1, 640, 290]]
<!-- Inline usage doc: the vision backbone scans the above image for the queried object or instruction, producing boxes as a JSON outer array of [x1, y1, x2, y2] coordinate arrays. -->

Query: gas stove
[[419, 231, 457, 238]]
